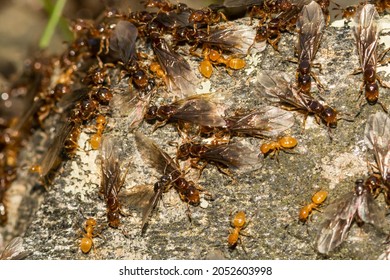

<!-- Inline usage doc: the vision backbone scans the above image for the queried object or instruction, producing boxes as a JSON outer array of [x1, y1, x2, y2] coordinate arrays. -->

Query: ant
[[198, 48, 246, 78], [353, 4, 390, 112], [295, 1, 326, 94], [80, 218, 100, 254], [188, 7, 227, 33], [299, 190, 328, 223], [99, 136, 129, 228], [134, 132, 206, 232], [228, 211, 249, 250], [260, 136, 298, 159], [317, 179, 385, 254], [176, 140, 259, 179], [89, 115, 107, 150], [149, 61, 166, 79], [257, 71, 339, 131], [252, 3, 303, 52], [332, 2, 359, 22]]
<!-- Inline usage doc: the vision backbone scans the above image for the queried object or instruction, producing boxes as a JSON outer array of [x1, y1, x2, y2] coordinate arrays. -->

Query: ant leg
[[219, 12, 227, 22], [351, 67, 362, 75], [355, 100, 367, 118], [311, 62, 322, 73], [377, 101, 388, 114], [310, 71, 325, 92], [238, 236, 248, 254], [356, 81, 365, 103], [286, 57, 298, 65], [377, 47, 390, 63], [189, 43, 200, 57], [271, 149, 280, 164], [325, 124, 334, 142], [186, 158, 207, 178], [301, 114, 309, 133], [268, 35, 281, 52], [185, 203, 192, 224], [152, 120, 168, 132], [119, 207, 131, 217], [216, 164, 237, 183], [376, 74, 390, 89]]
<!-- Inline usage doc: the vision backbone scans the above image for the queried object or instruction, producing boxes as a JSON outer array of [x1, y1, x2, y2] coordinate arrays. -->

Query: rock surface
[[1, 3, 390, 260]]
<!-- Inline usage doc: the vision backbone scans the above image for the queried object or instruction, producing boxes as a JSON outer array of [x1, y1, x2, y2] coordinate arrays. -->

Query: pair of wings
[[353, 4, 380, 70], [317, 112, 390, 254], [316, 185, 385, 255]]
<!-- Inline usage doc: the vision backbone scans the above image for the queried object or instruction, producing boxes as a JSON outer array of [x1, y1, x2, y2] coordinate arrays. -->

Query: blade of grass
[[39, 0, 68, 49], [40, 0, 73, 43]]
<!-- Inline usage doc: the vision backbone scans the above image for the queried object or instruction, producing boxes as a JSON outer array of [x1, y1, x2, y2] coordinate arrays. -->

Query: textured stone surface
[[2, 8, 390, 260]]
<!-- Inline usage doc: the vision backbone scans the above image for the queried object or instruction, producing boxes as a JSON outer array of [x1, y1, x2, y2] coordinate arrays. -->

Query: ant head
[[107, 212, 120, 228], [354, 179, 365, 195], [279, 0, 292, 11], [182, 181, 200, 206], [321, 106, 338, 128], [144, 105, 158, 123], [365, 83, 379, 105], [132, 69, 149, 89], [177, 143, 191, 160], [189, 10, 204, 23], [95, 87, 113, 105]]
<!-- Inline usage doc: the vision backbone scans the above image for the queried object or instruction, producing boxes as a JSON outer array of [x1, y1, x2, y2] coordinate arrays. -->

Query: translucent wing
[[199, 25, 257, 54], [222, 0, 262, 8], [317, 218, 354, 255], [110, 87, 152, 130], [353, 4, 380, 70], [140, 185, 164, 233], [317, 180, 385, 255], [0, 237, 30, 260], [152, 37, 198, 98], [364, 112, 390, 183], [256, 71, 309, 110], [199, 142, 260, 170], [364, 112, 390, 149], [99, 136, 124, 198], [357, 190, 386, 227], [36, 121, 75, 177], [226, 106, 295, 138], [154, 10, 193, 29], [109, 21, 138, 64], [56, 88, 89, 112], [296, 1, 325, 62], [120, 184, 159, 233], [316, 191, 358, 254], [171, 95, 226, 127], [134, 131, 179, 176]]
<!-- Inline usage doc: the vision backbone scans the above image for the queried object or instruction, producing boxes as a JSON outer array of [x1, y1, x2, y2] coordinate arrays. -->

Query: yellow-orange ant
[[299, 190, 328, 223], [80, 218, 99, 254], [228, 211, 249, 250], [260, 136, 298, 158], [89, 115, 107, 150], [198, 49, 246, 78]]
